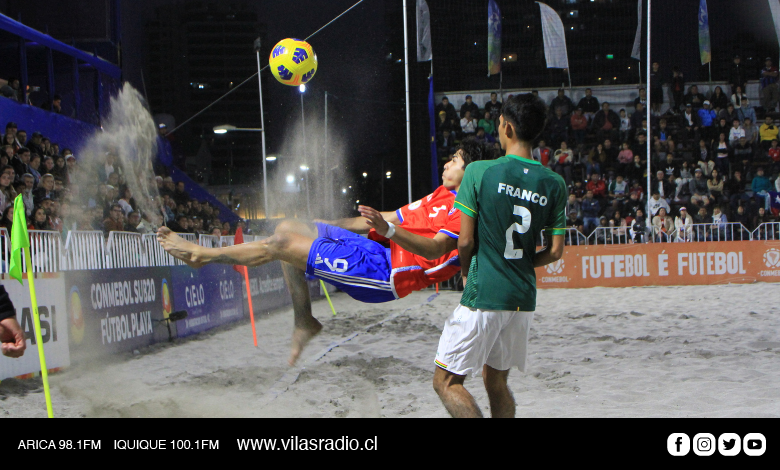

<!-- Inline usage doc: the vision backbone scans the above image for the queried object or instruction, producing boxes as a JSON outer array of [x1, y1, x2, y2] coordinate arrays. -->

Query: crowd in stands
[[436, 56, 780, 244], [0, 120, 236, 240]]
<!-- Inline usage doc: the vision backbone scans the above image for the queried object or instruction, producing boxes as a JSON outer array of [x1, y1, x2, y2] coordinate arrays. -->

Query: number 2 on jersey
[[504, 205, 531, 259]]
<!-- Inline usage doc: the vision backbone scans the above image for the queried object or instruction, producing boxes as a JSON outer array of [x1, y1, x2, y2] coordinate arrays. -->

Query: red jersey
[[769, 147, 780, 163], [368, 185, 461, 298]]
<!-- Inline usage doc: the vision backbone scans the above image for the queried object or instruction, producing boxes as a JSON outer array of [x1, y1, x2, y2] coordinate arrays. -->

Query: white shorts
[[434, 304, 534, 377]]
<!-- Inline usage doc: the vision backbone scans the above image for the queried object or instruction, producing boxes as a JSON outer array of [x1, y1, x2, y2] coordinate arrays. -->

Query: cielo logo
[[667, 433, 690, 456], [68, 286, 85, 345], [764, 248, 780, 268], [545, 259, 564, 275]]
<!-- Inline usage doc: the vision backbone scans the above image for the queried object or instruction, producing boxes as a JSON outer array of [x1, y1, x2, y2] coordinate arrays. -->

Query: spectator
[[610, 210, 628, 244], [675, 163, 694, 203], [729, 54, 747, 95], [459, 95, 479, 119], [654, 118, 671, 143], [670, 66, 685, 112], [709, 206, 728, 241], [436, 111, 453, 135], [608, 174, 628, 202], [0, 205, 13, 234], [103, 203, 125, 235], [552, 141, 574, 186], [698, 101, 717, 143], [42, 156, 55, 176], [547, 107, 570, 148], [684, 85, 707, 111], [28, 153, 42, 186], [20, 174, 34, 216], [693, 206, 709, 226], [633, 88, 648, 109], [565, 193, 581, 219], [0, 77, 21, 102], [593, 102, 620, 143], [760, 57, 779, 112], [477, 111, 496, 137], [726, 170, 750, 212], [566, 211, 584, 235], [618, 109, 631, 144], [2, 132, 18, 154], [710, 86, 729, 113], [15, 130, 27, 148], [484, 92, 502, 121], [751, 167, 773, 211], [728, 119, 745, 146], [570, 180, 586, 201], [652, 170, 674, 202], [28, 206, 51, 231], [474, 127, 494, 145], [570, 108, 588, 145], [720, 104, 740, 129], [630, 102, 646, 136], [629, 208, 647, 243], [652, 207, 674, 241], [675, 207, 693, 242], [0, 170, 14, 212], [753, 207, 772, 234], [26, 132, 44, 157], [768, 139, 780, 175], [437, 129, 455, 157], [679, 103, 700, 143], [117, 186, 136, 216], [33, 174, 55, 205], [11, 147, 30, 180], [712, 132, 730, 175], [649, 62, 664, 115], [586, 143, 606, 177], [689, 168, 711, 207], [759, 116, 779, 152], [124, 211, 143, 233], [586, 173, 607, 203], [550, 88, 575, 117], [221, 221, 232, 235], [172, 181, 190, 206], [435, 96, 458, 124], [616, 142, 634, 176], [708, 168, 725, 204], [51, 155, 68, 182], [731, 86, 756, 125], [627, 155, 645, 184], [581, 190, 600, 234], [732, 205, 751, 232], [743, 117, 758, 146], [577, 88, 600, 123], [696, 139, 715, 176], [648, 190, 671, 216], [460, 110, 477, 135]]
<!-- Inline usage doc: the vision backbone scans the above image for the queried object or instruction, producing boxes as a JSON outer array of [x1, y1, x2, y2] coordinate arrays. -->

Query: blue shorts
[[306, 223, 396, 303]]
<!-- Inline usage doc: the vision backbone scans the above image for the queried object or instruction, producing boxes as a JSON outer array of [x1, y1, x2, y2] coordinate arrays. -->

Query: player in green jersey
[[433, 94, 567, 418]]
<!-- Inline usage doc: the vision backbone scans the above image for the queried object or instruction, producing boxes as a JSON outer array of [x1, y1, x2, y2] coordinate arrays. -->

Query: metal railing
[[198, 235, 220, 248], [563, 228, 588, 246], [650, 223, 753, 243], [753, 222, 780, 241], [27, 230, 64, 272], [587, 226, 631, 245], [105, 231, 146, 268], [0, 228, 8, 273], [64, 231, 106, 271]]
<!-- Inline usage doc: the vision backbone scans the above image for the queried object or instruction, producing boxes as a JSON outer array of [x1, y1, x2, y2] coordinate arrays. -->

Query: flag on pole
[[769, 0, 780, 59], [631, 0, 643, 60], [416, 0, 432, 62], [537, 2, 569, 69], [9, 194, 53, 417], [232, 227, 258, 347], [487, 0, 501, 76], [698, 0, 711, 65]]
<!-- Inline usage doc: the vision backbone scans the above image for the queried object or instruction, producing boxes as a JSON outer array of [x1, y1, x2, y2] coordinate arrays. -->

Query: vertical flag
[[428, 75, 438, 192], [631, 0, 642, 60], [698, 0, 711, 65], [769, 0, 780, 60], [537, 2, 569, 69], [9, 194, 54, 417], [487, 0, 501, 76], [416, 0, 432, 62]]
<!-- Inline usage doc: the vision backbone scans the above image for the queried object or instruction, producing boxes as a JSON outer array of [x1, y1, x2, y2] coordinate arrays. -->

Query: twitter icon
[[718, 433, 741, 456]]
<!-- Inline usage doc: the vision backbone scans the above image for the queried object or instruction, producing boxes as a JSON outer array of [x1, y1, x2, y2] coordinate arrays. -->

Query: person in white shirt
[[460, 111, 477, 135], [674, 207, 693, 242], [728, 119, 745, 145]]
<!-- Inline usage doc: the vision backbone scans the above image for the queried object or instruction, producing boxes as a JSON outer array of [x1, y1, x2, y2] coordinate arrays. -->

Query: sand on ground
[[1, 284, 778, 418]]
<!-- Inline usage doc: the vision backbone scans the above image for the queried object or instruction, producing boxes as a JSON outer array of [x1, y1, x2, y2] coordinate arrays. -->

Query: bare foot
[[288, 319, 323, 366], [157, 226, 205, 268]]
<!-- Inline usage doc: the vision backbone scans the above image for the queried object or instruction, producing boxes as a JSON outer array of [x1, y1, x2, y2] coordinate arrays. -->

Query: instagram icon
[[693, 433, 716, 456]]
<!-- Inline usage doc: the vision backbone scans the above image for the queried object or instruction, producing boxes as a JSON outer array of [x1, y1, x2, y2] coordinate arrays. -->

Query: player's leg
[[432, 368, 483, 418], [482, 365, 514, 418], [157, 221, 314, 269]]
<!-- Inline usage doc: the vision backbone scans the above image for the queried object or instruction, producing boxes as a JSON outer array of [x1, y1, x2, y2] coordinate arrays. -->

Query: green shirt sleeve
[[454, 163, 479, 218], [546, 174, 567, 236]]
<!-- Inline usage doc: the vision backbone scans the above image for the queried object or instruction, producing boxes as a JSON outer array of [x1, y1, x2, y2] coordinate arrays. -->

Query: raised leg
[[433, 367, 483, 418], [482, 365, 515, 418]]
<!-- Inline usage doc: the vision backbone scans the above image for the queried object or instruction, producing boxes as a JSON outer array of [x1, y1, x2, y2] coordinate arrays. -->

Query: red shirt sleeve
[[437, 207, 461, 239]]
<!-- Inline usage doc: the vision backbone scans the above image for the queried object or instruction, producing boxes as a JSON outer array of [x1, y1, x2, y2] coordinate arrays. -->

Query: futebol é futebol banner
[[536, 240, 780, 288]]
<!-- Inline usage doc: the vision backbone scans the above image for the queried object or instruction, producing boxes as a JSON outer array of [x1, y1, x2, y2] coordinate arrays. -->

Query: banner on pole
[[537, 2, 569, 69], [631, 0, 642, 60], [487, 0, 501, 76], [416, 0, 432, 62], [698, 0, 711, 65]]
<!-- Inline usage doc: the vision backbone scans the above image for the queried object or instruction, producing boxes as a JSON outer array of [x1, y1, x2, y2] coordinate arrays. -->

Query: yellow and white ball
[[269, 38, 318, 86]]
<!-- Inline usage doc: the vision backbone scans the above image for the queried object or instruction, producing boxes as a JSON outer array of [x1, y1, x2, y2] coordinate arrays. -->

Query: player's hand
[[0, 317, 26, 358], [358, 205, 389, 236]]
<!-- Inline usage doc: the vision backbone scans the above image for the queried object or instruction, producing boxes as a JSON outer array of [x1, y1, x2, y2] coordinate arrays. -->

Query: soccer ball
[[269, 38, 318, 86]]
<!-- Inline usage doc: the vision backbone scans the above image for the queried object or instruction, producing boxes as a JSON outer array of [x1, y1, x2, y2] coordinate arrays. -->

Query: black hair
[[500, 94, 547, 143], [457, 138, 495, 168]]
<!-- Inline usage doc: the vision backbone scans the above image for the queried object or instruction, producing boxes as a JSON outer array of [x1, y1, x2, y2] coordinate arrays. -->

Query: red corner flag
[[233, 227, 257, 347]]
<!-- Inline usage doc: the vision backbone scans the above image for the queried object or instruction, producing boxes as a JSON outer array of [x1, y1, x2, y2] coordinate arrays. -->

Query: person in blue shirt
[[751, 167, 773, 211], [697, 101, 717, 144], [581, 189, 601, 235]]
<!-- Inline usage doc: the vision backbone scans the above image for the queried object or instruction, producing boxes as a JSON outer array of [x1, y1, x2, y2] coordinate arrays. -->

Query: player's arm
[[315, 211, 399, 234], [533, 233, 565, 268], [358, 205, 456, 260], [458, 212, 476, 281]]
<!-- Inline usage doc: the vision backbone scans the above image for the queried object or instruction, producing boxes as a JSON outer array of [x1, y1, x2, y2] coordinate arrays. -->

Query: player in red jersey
[[158, 140, 493, 364]]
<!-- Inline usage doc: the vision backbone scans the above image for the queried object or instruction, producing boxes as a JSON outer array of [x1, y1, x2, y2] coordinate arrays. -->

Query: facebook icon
[[667, 433, 691, 456]]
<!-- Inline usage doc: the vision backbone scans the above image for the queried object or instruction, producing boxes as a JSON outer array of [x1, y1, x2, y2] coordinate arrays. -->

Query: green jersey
[[454, 155, 566, 311]]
